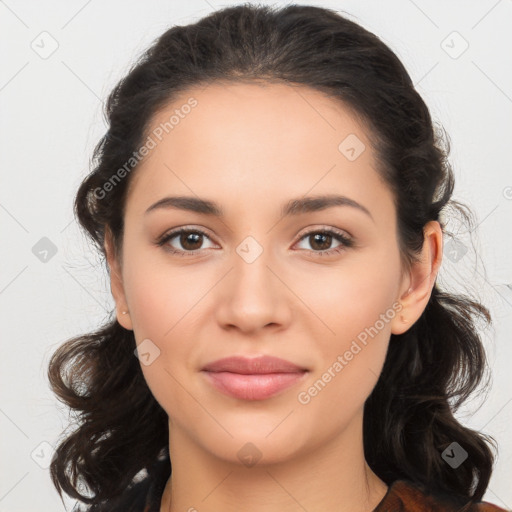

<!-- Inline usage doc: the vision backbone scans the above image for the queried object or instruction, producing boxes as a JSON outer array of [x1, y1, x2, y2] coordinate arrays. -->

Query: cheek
[[296, 251, 401, 347], [121, 247, 216, 416], [123, 247, 205, 338], [293, 249, 401, 403], [295, 277, 396, 426]]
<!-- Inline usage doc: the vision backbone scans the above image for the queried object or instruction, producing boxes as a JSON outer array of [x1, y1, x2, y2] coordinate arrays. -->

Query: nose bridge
[[232, 232, 278, 303], [215, 231, 289, 331]]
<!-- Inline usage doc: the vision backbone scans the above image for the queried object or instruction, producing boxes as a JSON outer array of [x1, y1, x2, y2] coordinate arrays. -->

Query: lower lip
[[202, 371, 307, 400]]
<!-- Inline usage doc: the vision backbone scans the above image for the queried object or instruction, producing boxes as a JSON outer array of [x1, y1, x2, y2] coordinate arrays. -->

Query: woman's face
[[110, 81, 411, 465]]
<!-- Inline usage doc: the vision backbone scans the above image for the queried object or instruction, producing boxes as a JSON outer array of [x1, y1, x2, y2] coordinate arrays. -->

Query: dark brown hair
[[48, 4, 497, 511]]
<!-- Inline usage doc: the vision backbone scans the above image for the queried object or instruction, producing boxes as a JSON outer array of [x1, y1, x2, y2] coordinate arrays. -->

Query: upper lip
[[202, 355, 307, 374]]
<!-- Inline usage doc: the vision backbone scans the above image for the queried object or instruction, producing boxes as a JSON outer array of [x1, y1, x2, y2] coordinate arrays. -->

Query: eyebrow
[[145, 194, 373, 221]]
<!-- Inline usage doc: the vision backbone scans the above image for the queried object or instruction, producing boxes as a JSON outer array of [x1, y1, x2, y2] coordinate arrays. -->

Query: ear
[[104, 227, 133, 331], [391, 220, 443, 335]]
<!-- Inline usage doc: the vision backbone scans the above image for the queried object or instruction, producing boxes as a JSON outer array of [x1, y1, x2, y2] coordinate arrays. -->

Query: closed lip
[[201, 355, 309, 401], [201, 355, 308, 374]]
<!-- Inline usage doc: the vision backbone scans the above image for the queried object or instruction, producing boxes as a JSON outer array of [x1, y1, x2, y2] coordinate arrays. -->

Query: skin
[[105, 81, 442, 512]]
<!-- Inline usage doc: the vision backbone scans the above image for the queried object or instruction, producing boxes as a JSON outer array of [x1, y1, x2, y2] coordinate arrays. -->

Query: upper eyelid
[[160, 226, 215, 243], [296, 225, 352, 240]]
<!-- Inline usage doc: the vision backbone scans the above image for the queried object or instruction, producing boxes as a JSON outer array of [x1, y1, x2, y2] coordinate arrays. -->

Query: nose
[[214, 244, 292, 335]]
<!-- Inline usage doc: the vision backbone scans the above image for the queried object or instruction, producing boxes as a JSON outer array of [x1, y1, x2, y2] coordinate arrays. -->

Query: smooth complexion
[[105, 81, 442, 512]]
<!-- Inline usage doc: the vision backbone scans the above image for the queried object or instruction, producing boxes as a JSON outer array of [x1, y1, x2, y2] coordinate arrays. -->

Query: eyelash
[[156, 226, 354, 258]]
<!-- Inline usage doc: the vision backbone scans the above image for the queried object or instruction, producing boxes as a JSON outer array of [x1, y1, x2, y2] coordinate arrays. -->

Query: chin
[[197, 416, 311, 466]]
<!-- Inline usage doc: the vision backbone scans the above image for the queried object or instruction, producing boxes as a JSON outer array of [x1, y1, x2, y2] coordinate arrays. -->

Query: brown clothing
[[142, 478, 509, 511], [372, 480, 508, 511]]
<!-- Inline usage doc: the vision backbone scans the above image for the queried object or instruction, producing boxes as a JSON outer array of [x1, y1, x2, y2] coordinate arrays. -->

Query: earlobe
[[391, 221, 443, 335], [104, 227, 133, 331], [391, 286, 414, 336]]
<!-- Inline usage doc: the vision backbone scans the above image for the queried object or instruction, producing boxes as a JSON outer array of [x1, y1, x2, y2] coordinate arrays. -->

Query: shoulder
[[373, 480, 509, 512]]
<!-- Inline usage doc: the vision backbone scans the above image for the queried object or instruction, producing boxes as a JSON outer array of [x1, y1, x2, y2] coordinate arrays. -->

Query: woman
[[47, 4, 507, 511]]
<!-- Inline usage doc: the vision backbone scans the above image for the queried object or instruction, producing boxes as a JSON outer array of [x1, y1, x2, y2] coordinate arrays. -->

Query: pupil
[[312, 233, 331, 250], [182, 232, 202, 250]]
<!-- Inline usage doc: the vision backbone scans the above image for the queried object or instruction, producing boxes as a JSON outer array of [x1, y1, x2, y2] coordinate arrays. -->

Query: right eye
[[156, 227, 217, 256]]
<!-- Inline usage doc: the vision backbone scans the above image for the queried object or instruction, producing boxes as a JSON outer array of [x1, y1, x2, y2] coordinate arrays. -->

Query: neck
[[160, 411, 388, 512]]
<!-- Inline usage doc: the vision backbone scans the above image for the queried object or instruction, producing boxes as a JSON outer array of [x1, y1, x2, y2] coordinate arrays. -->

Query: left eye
[[295, 229, 353, 255]]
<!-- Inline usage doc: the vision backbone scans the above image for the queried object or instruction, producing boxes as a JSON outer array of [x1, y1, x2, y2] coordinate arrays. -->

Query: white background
[[1, 1, 511, 510]]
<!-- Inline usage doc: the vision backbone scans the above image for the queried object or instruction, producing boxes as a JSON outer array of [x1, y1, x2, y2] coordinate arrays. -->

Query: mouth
[[201, 355, 309, 401]]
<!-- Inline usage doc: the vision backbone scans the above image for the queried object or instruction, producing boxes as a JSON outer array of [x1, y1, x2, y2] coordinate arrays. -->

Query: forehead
[[143, 80, 369, 156], [125, 80, 391, 218]]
